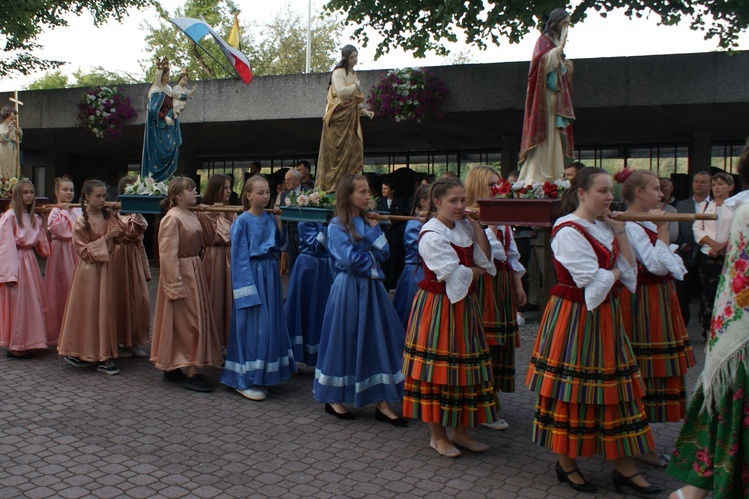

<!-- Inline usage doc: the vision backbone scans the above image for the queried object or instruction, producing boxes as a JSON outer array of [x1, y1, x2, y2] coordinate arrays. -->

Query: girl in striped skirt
[[619, 170, 695, 467], [402, 177, 498, 458], [526, 167, 661, 495], [465, 166, 527, 431]]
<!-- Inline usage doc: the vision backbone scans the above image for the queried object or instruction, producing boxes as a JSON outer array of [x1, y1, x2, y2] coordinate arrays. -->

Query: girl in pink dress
[[45, 177, 82, 342], [0, 179, 54, 357]]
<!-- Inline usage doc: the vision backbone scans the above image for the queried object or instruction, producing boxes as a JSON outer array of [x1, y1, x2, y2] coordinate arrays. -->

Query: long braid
[[79, 189, 90, 232]]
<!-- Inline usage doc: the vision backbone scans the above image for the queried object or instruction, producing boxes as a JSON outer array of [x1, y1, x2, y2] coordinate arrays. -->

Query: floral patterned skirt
[[667, 362, 749, 498]]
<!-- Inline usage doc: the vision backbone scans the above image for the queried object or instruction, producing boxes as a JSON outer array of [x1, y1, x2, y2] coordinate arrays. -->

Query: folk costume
[[402, 218, 498, 427], [45, 206, 81, 339], [526, 214, 654, 459], [619, 221, 695, 422], [667, 194, 749, 498], [0, 210, 53, 351], [285, 222, 334, 367], [313, 217, 405, 407], [221, 211, 296, 389]]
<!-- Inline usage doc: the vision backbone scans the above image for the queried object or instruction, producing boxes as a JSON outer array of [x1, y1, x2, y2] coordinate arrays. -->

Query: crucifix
[[8, 91, 23, 178]]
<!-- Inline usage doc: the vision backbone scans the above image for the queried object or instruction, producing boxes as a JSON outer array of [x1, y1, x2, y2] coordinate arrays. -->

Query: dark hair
[[560, 166, 608, 215], [297, 160, 311, 172], [202, 173, 231, 205], [544, 8, 570, 35], [428, 177, 464, 218], [11, 179, 36, 228], [693, 170, 712, 180], [117, 176, 136, 196], [738, 137, 749, 191], [160, 177, 196, 212], [249, 161, 262, 172], [411, 184, 430, 216], [334, 45, 358, 74], [381, 177, 394, 189], [79, 179, 110, 232], [241, 175, 269, 211], [334, 173, 367, 241], [1, 106, 17, 121], [567, 161, 585, 172]]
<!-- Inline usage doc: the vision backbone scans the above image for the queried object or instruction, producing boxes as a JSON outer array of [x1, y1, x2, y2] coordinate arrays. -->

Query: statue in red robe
[[518, 9, 576, 184]]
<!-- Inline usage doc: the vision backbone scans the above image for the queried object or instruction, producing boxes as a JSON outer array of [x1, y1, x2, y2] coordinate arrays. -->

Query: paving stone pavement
[[1, 266, 707, 498]]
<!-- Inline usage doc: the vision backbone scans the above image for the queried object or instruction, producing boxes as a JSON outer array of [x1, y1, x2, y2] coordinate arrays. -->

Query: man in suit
[[674, 171, 712, 327], [376, 177, 407, 290], [275, 169, 303, 271]]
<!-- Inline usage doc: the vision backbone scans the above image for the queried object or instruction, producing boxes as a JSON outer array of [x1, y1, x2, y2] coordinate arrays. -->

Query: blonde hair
[[241, 175, 269, 211], [464, 165, 499, 210], [11, 179, 36, 228], [620, 170, 658, 203]]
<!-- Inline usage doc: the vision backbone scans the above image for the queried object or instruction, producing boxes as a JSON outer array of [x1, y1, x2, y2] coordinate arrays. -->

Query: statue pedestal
[[119, 195, 167, 214], [477, 198, 561, 310], [280, 207, 335, 223]]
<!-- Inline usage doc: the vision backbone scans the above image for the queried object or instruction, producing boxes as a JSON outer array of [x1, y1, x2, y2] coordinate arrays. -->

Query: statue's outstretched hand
[[165, 116, 174, 126]]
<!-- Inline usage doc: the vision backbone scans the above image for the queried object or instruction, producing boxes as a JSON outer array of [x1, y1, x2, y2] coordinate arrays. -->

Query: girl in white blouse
[[526, 167, 661, 495]]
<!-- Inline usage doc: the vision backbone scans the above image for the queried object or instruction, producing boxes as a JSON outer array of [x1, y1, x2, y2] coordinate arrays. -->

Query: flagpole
[[193, 40, 238, 79], [305, 0, 312, 73]]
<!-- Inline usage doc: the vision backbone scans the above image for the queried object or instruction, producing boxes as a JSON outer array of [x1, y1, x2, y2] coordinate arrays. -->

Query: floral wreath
[[0, 176, 21, 198], [491, 179, 569, 199]]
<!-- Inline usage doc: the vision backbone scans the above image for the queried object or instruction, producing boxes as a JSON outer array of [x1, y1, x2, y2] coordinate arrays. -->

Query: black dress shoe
[[163, 369, 187, 384], [325, 403, 355, 420], [7, 350, 31, 359], [611, 469, 663, 495], [555, 462, 597, 493], [375, 408, 409, 427]]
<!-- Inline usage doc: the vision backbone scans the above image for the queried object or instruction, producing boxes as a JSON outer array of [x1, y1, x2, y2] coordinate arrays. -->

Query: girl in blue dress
[[285, 222, 334, 366], [313, 173, 407, 425], [392, 184, 430, 328], [221, 175, 296, 401]]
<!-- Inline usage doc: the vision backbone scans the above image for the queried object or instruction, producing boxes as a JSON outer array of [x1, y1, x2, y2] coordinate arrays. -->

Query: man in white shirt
[[674, 171, 712, 327]]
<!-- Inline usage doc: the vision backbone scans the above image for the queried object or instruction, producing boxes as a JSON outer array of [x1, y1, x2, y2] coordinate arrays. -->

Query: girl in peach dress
[[57, 179, 123, 374], [114, 176, 151, 358], [197, 173, 235, 350], [151, 177, 223, 392], [0, 180, 53, 357], [45, 177, 82, 342]]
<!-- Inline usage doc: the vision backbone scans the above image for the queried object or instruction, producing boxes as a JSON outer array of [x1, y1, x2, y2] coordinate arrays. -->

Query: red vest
[[636, 224, 674, 285], [419, 239, 475, 295]]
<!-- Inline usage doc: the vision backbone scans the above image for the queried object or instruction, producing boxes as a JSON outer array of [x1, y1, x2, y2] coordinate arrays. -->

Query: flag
[[227, 13, 240, 50], [170, 17, 252, 84]]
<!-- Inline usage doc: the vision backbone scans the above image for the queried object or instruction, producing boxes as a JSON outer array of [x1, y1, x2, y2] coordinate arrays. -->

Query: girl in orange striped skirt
[[465, 166, 527, 431], [619, 170, 695, 467], [526, 167, 661, 495], [402, 177, 498, 458]]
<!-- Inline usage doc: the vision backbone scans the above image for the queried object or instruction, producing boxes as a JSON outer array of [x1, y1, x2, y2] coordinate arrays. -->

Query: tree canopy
[[26, 68, 140, 90], [323, 0, 749, 59], [1, 0, 152, 77]]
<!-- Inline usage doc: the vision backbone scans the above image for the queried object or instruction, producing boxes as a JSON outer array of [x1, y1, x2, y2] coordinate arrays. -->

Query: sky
[[1, 0, 748, 92]]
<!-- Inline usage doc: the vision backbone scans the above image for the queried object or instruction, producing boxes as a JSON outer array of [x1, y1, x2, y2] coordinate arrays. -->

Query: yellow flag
[[227, 12, 240, 49]]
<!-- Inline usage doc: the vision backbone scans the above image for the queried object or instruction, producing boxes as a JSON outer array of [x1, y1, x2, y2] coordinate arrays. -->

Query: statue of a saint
[[517, 8, 576, 184], [141, 58, 182, 182], [315, 45, 374, 193], [0, 107, 22, 179]]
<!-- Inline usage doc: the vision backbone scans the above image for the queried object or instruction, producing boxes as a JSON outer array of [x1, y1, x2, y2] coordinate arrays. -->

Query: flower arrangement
[[123, 175, 169, 196], [491, 179, 570, 200], [77, 86, 137, 139], [0, 176, 20, 198], [367, 68, 448, 123], [284, 189, 335, 208]]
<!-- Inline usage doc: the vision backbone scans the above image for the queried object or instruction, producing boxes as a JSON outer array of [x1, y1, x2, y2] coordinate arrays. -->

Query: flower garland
[[123, 175, 169, 196], [284, 189, 335, 208], [367, 68, 448, 123], [0, 176, 21, 198], [77, 86, 137, 139], [491, 179, 570, 200]]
